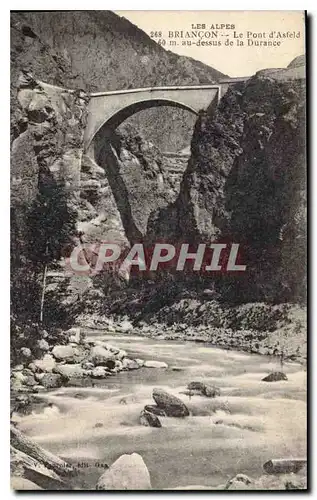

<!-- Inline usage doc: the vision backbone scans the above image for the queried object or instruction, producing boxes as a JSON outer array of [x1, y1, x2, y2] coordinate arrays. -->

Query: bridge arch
[[88, 98, 198, 152], [84, 85, 221, 152]]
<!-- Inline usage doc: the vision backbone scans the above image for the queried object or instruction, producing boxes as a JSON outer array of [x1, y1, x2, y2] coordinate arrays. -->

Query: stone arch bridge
[[84, 84, 226, 150]]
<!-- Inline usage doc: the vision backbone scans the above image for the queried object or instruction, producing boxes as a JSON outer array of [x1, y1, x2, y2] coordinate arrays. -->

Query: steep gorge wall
[[11, 20, 89, 262], [10, 14, 192, 272], [92, 126, 176, 243], [148, 74, 306, 303]]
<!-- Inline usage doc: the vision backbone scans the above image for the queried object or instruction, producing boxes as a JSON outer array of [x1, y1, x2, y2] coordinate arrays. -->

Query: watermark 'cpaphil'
[[64, 241, 247, 277]]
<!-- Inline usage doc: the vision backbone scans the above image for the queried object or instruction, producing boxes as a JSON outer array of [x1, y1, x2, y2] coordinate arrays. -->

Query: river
[[15, 332, 307, 490]]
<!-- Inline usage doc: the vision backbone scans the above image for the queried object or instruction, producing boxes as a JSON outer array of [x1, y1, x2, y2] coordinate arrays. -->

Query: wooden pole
[[39, 243, 48, 324]]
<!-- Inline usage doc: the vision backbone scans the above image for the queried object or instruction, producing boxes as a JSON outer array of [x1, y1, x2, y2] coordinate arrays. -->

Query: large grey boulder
[[144, 405, 166, 417], [187, 381, 220, 397], [89, 345, 115, 369], [81, 361, 94, 370], [11, 476, 43, 490], [225, 473, 252, 490], [24, 375, 37, 387], [51, 345, 76, 362], [118, 320, 133, 333], [140, 410, 162, 428], [122, 358, 139, 370], [67, 327, 81, 344], [91, 366, 109, 378], [96, 453, 151, 490], [20, 347, 32, 362], [152, 388, 189, 417], [11, 371, 27, 384], [262, 372, 288, 382], [40, 373, 63, 389], [54, 364, 85, 379], [117, 349, 127, 360], [36, 339, 50, 352], [32, 354, 56, 373]]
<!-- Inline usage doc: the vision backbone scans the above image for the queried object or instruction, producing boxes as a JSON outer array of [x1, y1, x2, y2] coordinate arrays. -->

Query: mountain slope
[[11, 11, 227, 151], [11, 10, 226, 92]]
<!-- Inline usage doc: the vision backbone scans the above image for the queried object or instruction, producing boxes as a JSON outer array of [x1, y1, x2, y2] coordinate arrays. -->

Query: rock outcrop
[[152, 388, 189, 417], [10, 327, 146, 399], [262, 372, 288, 382], [96, 453, 151, 490], [187, 381, 220, 397], [140, 409, 162, 428], [11, 426, 76, 490], [148, 72, 306, 304]]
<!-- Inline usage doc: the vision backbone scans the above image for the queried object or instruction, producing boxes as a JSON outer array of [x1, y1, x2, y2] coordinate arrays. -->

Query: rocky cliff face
[[10, 9, 225, 259], [148, 72, 306, 303], [12, 11, 225, 92]]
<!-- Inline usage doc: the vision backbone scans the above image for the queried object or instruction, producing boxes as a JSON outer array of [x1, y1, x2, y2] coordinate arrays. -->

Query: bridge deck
[[90, 85, 221, 98]]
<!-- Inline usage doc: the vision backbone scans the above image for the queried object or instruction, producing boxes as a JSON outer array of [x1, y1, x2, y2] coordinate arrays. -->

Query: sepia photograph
[[10, 9, 307, 491]]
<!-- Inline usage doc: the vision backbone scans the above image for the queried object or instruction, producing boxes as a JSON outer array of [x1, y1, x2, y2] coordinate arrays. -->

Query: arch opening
[[87, 98, 198, 154]]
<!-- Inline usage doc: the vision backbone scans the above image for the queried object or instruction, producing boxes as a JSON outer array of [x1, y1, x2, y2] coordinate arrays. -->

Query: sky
[[116, 11, 305, 77]]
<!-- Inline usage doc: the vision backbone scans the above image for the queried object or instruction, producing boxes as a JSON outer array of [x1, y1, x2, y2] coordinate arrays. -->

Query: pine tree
[[25, 182, 77, 323]]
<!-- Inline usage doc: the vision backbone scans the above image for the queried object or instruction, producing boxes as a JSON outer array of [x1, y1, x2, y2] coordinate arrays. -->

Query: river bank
[[11, 329, 307, 490], [76, 301, 307, 364]]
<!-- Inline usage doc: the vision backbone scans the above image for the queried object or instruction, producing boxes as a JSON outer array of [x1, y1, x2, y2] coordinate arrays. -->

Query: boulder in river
[[51, 345, 76, 362], [204, 385, 221, 398], [20, 347, 32, 362], [32, 354, 56, 373], [24, 375, 37, 387], [117, 349, 128, 360], [113, 360, 123, 372], [187, 381, 206, 391], [152, 388, 189, 417], [67, 327, 82, 344], [34, 372, 44, 382], [91, 366, 108, 378], [54, 364, 85, 379], [226, 473, 252, 490], [40, 373, 63, 389], [262, 372, 288, 382], [118, 320, 133, 333], [144, 360, 168, 369], [187, 381, 220, 397], [12, 371, 27, 384], [122, 358, 140, 370], [36, 339, 50, 352], [89, 345, 116, 369], [140, 409, 162, 428], [144, 405, 166, 417], [96, 453, 151, 490], [11, 476, 43, 490], [263, 458, 306, 474], [81, 361, 94, 370], [32, 385, 46, 393]]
